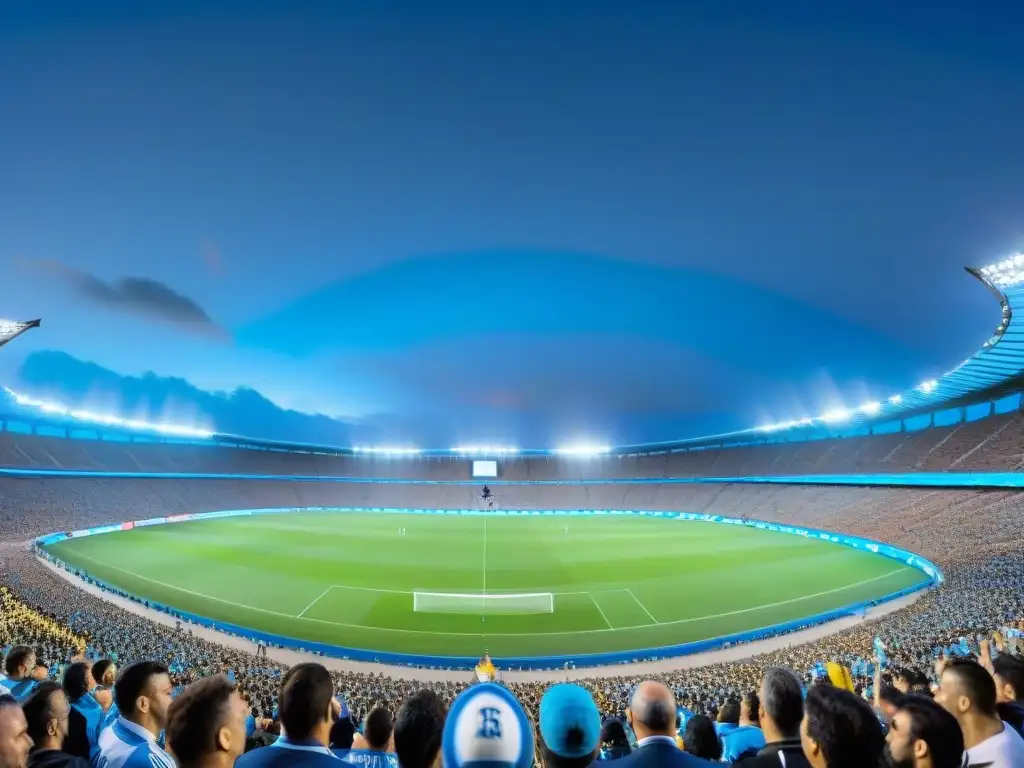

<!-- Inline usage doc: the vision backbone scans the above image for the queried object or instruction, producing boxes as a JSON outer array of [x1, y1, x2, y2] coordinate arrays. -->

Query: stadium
[[2, 261, 1024, 675], [9, 5, 1024, 763], [2, 260, 1024, 768]]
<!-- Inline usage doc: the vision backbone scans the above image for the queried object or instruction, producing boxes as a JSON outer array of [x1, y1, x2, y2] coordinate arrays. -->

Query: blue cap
[[443, 683, 533, 768], [539, 684, 601, 759]]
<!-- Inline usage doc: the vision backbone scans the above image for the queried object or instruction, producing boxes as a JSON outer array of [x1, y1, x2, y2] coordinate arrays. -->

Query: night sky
[[2, 1, 1022, 448]]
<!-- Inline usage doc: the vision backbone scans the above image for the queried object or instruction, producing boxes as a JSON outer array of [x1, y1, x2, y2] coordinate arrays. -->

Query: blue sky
[[1, 1, 1021, 447]]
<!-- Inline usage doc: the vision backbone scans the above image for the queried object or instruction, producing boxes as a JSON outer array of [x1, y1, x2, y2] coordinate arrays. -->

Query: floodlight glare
[[820, 408, 851, 423], [978, 255, 1024, 287], [554, 444, 610, 456], [859, 401, 882, 415], [917, 379, 938, 393], [888, 394, 902, 405], [354, 446, 421, 455], [2, 386, 213, 438], [452, 445, 519, 455]]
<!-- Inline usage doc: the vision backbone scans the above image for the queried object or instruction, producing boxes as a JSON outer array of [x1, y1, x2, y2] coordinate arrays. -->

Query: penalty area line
[[587, 592, 615, 630], [625, 588, 660, 624], [297, 586, 336, 618]]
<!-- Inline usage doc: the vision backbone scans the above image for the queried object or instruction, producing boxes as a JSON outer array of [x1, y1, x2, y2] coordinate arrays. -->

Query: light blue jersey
[[341, 751, 397, 768], [69, 691, 106, 763], [96, 717, 175, 768], [720, 724, 765, 762], [4, 678, 39, 702], [102, 701, 120, 730]]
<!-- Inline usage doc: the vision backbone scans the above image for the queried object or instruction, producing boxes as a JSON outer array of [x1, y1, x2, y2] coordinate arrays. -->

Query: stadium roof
[[0, 319, 40, 349], [614, 259, 1024, 453], [4, 259, 1024, 456]]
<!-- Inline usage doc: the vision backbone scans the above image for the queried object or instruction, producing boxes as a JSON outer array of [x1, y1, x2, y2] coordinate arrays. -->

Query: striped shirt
[[96, 717, 175, 768], [2, 678, 39, 702]]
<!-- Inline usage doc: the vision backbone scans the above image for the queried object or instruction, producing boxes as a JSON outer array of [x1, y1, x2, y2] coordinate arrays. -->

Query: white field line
[[625, 588, 660, 624], [58, 551, 916, 638], [297, 586, 336, 618], [482, 512, 488, 600], [588, 592, 615, 630]]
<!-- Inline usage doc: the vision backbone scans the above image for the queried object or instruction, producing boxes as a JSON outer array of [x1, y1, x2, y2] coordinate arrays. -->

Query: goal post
[[413, 591, 554, 615]]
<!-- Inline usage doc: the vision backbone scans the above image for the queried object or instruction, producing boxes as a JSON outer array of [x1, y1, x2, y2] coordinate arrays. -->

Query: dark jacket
[[603, 738, 719, 768], [734, 738, 812, 768], [28, 750, 91, 768], [65, 693, 104, 762], [999, 700, 1024, 737]]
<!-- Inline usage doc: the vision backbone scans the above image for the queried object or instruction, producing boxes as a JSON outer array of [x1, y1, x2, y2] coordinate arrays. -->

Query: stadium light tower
[[0, 318, 41, 349]]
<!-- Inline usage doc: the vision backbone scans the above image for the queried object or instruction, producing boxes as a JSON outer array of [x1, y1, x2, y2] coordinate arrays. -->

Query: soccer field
[[44, 511, 929, 663]]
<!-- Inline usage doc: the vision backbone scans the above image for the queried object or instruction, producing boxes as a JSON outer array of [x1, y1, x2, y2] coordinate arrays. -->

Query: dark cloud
[[16, 350, 361, 445], [30, 260, 224, 336]]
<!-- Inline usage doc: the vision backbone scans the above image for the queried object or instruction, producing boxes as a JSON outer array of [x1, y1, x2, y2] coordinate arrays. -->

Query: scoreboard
[[471, 460, 498, 478]]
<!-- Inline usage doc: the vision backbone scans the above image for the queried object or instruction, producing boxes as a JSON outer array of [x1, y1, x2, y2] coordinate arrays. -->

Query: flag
[[826, 662, 855, 692], [873, 637, 888, 668]]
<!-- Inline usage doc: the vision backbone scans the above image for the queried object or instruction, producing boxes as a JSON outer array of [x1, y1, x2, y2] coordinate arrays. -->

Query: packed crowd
[[2, 641, 1023, 768]]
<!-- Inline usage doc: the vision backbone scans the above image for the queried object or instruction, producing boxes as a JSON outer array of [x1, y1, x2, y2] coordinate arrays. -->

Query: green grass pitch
[[44, 511, 928, 661]]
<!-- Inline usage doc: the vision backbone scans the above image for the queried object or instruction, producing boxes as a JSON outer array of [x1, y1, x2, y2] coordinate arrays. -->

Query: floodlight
[[888, 394, 902, 405], [977, 255, 1024, 287], [917, 379, 938, 393], [859, 401, 881, 415]]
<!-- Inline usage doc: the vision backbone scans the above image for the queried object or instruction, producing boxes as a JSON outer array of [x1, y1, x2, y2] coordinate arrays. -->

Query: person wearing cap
[[236, 663, 340, 768], [538, 685, 600, 768], [442, 683, 533, 768], [604, 682, 717, 768]]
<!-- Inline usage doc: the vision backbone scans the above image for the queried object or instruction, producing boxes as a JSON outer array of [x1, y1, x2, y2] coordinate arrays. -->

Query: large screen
[[472, 460, 498, 478]]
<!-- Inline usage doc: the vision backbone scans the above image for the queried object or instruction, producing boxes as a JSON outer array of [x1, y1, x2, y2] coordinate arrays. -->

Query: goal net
[[413, 592, 554, 615]]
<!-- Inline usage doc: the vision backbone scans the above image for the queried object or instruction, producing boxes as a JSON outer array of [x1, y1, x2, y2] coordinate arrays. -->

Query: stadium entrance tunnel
[[37, 507, 940, 670]]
